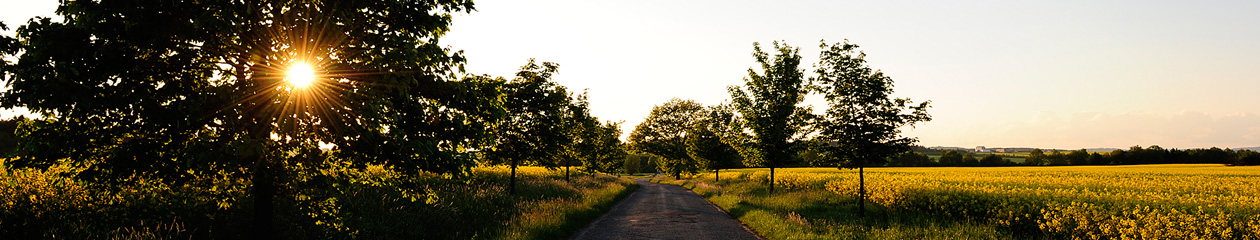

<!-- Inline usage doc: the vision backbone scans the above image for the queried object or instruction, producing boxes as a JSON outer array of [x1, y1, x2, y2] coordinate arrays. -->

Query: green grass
[[653, 176, 1016, 239]]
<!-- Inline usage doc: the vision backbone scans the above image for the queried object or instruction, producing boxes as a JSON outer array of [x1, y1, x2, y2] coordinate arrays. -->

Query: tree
[[1026, 149, 1046, 166], [938, 150, 963, 166], [811, 39, 931, 217], [484, 60, 576, 194], [888, 151, 927, 166], [1233, 150, 1260, 166], [728, 41, 811, 194], [1046, 150, 1068, 165], [1107, 149, 1127, 165], [629, 98, 704, 180], [687, 105, 743, 182], [1067, 149, 1090, 165], [961, 153, 979, 166], [0, 1, 491, 237], [979, 154, 1007, 166], [575, 120, 628, 175], [0, 117, 22, 156]]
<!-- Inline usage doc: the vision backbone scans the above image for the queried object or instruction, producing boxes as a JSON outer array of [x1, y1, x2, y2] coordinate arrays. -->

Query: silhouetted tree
[[1026, 149, 1046, 166], [0, 117, 22, 156], [962, 153, 979, 166], [979, 154, 1007, 166], [576, 120, 628, 175], [728, 41, 812, 194], [810, 39, 930, 217], [629, 98, 704, 180], [1067, 149, 1090, 165], [1234, 150, 1260, 166], [1088, 152, 1107, 165], [939, 150, 963, 166], [687, 105, 743, 181], [0, 1, 490, 237]]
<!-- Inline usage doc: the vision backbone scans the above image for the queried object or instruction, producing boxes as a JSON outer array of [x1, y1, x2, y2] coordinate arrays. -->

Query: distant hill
[[1239, 146, 1260, 151]]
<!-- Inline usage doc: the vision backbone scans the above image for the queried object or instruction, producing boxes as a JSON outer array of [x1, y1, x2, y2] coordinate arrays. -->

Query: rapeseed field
[[672, 164, 1260, 239]]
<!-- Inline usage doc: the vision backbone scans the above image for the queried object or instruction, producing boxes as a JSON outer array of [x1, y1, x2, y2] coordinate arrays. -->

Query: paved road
[[570, 178, 763, 240]]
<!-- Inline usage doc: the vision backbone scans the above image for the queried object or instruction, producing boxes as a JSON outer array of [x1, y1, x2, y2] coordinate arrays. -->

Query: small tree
[[629, 98, 704, 180], [811, 39, 931, 217], [687, 105, 743, 181], [1026, 149, 1046, 166], [728, 41, 811, 194], [979, 154, 1007, 166], [585, 121, 629, 175], [485, 60, 577, 194], [1067, 149, 1090, 165], [962, 153, 979, 166], [938, 150, 963, 166]]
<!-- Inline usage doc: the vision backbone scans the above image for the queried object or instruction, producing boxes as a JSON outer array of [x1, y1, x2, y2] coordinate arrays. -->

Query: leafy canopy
[[811, 39, 931, 168], [0, 0, 494, 180]]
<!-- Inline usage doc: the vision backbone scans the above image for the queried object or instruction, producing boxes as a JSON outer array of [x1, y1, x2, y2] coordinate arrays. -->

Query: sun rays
[[285, 62, 318, 89]]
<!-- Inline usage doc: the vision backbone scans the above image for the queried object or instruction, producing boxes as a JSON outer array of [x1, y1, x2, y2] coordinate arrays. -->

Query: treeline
[[878, 146, 1260, 167]]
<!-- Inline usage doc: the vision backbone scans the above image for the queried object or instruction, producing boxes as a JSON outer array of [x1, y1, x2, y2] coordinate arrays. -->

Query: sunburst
[[285, 61, 318, 89]]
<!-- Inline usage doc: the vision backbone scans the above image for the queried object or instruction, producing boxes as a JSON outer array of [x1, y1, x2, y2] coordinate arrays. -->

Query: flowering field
[[1, 160, 634, 239], [677, 164, 1260, 239]]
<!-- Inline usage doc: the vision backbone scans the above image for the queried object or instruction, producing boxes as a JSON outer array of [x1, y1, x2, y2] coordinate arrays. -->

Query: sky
[[3, 0, 1258, 149]]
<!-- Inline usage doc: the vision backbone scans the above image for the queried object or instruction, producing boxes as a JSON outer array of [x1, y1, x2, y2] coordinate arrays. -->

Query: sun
[[285, 62, 317, 88]]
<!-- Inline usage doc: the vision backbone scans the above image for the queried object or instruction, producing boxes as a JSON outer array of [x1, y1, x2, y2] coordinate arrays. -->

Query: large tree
[[0, 1, 496, 237], [728, 41, 811, 194], [629, 98, 704, 180], [812, 39, 931, 217], [484, 59, 576, 194]]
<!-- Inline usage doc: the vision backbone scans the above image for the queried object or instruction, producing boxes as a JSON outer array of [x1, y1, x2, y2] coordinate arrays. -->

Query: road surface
[[570, 178, 763, 240]]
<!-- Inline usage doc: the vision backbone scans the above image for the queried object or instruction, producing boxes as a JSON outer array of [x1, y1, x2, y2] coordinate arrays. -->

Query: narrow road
[[570, 178, 763, 240]]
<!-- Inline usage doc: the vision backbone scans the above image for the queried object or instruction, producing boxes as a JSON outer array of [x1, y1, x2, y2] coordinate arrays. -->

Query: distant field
[[666, 164, 1260, 239]]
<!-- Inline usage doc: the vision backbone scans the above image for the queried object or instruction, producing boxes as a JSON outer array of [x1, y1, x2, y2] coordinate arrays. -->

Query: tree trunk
[[859, 165, 866, 218], [565, 160, 570, 183], [675, 170, 680, 180], [251, 152, 274, 240], [715, 168, 720, 182], [769, 166, 776, 194], [510, 158, 518, 195]]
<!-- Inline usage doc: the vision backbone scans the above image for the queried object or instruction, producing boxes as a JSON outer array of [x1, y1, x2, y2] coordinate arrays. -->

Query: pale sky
[[3, 0, 1258, 149]]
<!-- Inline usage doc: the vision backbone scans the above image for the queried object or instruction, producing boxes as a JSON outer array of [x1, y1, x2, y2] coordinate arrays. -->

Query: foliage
[[0, 117, 20, 156], [938, 150, 963, 166], [569, 112, 627, 175], [1026, 149, 1046, 166], [622, 154, 657, 175], [629, 98, 704, 179], [0, 0, 491, 181], [810, 39, 931, 169], [687, 104, 743, 180], [888, 151, 933, 167], [727, 41, 812, 193]]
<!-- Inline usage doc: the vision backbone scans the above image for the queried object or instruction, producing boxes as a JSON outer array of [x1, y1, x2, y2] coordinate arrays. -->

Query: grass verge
[[652, 176, 1016, 240]]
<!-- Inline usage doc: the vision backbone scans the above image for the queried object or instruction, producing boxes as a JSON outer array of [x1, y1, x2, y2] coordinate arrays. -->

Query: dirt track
[[570, 178, 762, 240]]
